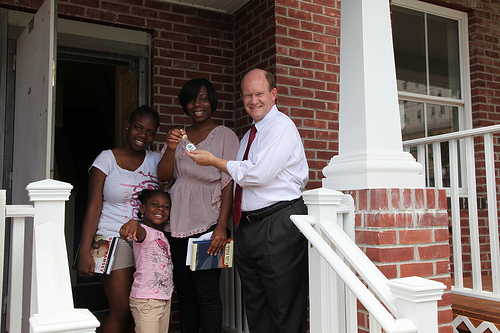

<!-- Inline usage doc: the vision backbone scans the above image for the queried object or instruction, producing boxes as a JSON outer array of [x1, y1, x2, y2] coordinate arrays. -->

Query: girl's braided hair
[[136, 189, 171, 219]]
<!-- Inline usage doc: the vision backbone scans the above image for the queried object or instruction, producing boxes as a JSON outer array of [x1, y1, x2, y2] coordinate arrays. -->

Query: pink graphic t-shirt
[[130, 225, 174, 300]]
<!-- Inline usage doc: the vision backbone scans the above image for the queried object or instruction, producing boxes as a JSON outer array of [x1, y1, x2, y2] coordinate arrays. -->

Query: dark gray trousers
[[234, 198, 308, 333]]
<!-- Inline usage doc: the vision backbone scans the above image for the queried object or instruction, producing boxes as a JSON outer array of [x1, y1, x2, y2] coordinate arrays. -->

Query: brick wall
[[233, 0, 277, 137], [349, 188, 453, 333], [274, 0, 341, 189]]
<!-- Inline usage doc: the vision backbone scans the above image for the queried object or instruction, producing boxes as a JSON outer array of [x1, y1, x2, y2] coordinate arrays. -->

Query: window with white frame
[[392, 0, 471, 187]]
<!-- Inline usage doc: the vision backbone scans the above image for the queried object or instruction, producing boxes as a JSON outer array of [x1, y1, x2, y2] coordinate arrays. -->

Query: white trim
[[393, 0, 466, 20], [8, 10, 149, 46]]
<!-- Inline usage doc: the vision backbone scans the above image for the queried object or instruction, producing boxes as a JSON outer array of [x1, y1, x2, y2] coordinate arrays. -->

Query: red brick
[[415, 188, 425, 208], [376, 264, 398, 279], [366, 213, 396, 228], [357, 311, 366, 328], [302, 40, 326, 52], [438, 308, 454, 326], [415, 212, 449, 227], [438, 190, 448, 210], [287, 8, 312, 20], [355, 214, 362, 227], [370, 189, 389, 210], [395, 213, 415, 227], [391, 189, 401, 209], [365, 247, 414, 263], [419, 244, 451, 260], [426, 188, 437, 209], [401, 189, 412, 209], [434, 228, 450, 242], [356, 230, 397, 245], [399, 229, 433, 244], [400, 262, 434, 277], [300, 2, 324, 14]]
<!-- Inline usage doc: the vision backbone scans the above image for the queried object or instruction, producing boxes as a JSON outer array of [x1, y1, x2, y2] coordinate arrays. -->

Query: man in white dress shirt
[[187, 68, 309, 333]]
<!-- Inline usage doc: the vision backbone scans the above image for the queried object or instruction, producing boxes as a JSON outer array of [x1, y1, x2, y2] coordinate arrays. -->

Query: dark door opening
[[54, 58, 135, 316]]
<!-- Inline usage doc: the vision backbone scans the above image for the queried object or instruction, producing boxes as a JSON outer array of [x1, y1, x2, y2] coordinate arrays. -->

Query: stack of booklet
[[74, 235, 118, 275], [186, 232, 233, 271], [91, 235, 118, 274]]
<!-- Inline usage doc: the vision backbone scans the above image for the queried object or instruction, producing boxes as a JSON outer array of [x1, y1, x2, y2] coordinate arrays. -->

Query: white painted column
[[26, 179, 99, 333], [322, 0, 424, 190]]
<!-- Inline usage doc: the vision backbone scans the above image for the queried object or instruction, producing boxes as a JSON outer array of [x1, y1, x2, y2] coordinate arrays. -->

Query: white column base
[[322, 151, 424, 190], [30, 308, 100, 333]]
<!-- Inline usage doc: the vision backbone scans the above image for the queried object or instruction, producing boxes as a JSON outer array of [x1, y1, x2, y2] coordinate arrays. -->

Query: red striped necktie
[[233, 124, 257, 225]]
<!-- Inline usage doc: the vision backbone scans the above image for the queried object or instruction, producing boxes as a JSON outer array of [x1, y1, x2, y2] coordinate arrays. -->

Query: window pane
[[393, 6, 427, 94], [427, 14, 461, 98], [400, 101, 458, 140], [400, 100, 425, 140], [426, 104, 459, 136]]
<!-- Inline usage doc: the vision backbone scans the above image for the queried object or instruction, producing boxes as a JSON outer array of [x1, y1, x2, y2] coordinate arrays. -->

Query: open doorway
[[54, 57, 138, 316], [3, 10, 150, 325]]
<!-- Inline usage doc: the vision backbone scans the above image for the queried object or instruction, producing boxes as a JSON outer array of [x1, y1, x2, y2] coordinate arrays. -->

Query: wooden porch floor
[[453, 275, 500, 331]]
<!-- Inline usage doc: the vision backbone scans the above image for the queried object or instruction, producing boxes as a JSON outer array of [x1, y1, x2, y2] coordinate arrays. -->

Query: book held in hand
[[190, 238, 234, 271], [90, 235, 118, 274]]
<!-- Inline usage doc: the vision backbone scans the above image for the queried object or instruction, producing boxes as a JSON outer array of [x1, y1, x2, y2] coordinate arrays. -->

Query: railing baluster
[[464, 136, 482, 292], [345, 287, 357, 333], [484, 133, 500, 294], [5, 205, 34, 333], [449, 139, 464, 289], [369, 314, 382, 333], [432, 141, 443, 188], [9, 216, 25, 333]]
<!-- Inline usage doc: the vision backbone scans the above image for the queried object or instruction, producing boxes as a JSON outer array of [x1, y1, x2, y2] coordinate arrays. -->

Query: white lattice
[[453, 315, 500, 333]]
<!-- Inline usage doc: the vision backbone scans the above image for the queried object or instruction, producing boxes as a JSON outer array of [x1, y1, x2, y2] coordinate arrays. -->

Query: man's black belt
[[241, 198, 300, 223]]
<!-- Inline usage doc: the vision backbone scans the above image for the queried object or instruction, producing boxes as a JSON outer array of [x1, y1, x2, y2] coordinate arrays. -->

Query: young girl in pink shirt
[[120, 189, 174, 333]]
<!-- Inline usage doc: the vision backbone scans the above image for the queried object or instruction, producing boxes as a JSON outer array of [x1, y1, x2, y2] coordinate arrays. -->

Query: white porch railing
[[289, 188, 445, 333], [403, 124, 500, 301], [0, 179, 99, 333]]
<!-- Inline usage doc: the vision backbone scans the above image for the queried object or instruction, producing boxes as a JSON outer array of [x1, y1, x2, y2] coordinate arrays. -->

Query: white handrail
[[403, 124, 500, 145], [291, 215, 417, 333]]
